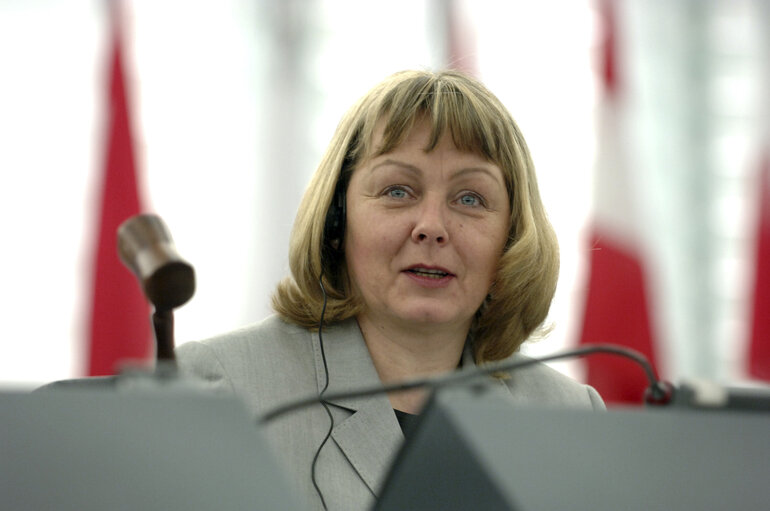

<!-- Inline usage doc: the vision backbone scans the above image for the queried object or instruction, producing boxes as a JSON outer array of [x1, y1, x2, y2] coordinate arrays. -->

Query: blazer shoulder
[[178, 315, 310, 360], [501, 353, 605, 410], [175, 315, 316, 400]]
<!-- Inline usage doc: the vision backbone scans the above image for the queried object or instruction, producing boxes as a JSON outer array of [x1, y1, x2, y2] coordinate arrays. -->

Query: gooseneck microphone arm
[[117, 214, 196, 365], [260, 344, 674, 424]]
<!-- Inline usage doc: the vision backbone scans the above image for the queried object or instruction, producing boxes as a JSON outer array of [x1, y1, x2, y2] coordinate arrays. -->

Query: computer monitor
[[1, 387, 304, 510], [376, 387, 770, 510]]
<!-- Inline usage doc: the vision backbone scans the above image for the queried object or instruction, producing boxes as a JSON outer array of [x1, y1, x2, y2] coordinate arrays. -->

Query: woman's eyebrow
[[450, 166, 504, 185], [370, 158, 421, 175]]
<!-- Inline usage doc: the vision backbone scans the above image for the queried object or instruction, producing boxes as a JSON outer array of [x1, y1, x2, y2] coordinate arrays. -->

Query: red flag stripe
[[748, 153, 770, 380], [579, 235, 657, 402], [86, 8, 152, 376]]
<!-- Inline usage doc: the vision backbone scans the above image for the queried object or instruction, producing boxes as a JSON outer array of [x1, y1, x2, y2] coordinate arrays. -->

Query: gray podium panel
[[376, 388, 770, 511], [1, 389, 304, 511]]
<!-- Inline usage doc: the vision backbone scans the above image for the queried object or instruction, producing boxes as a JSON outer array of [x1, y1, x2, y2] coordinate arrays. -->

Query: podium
[[376, 387, 770, 511], [1, 384, 304, 511]]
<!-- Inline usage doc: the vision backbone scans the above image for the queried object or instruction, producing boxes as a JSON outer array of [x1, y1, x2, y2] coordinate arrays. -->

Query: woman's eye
[[385, 186, 409, 199], [458, 193, 482, 207]]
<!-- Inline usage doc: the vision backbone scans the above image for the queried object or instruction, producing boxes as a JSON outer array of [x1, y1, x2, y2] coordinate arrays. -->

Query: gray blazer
[[176, 315, 604, 510]]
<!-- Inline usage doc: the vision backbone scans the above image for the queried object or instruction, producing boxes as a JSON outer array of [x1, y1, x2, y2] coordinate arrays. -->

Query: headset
[[323, 178, 347, 255], [313, 174, 348, 510]]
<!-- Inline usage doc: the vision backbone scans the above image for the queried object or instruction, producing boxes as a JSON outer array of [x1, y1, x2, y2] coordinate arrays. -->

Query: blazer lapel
[[329, 396, 402, 495], [311, 319, 403, 496]]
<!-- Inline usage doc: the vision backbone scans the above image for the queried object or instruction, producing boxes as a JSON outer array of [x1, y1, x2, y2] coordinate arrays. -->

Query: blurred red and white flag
[[748, 151, 770, 380], [577, 0, 659, 404], [445, 0, 477, 76], [86, 3, 151, 376]]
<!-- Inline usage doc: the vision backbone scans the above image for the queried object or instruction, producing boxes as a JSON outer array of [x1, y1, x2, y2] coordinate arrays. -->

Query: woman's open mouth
[[406, 268, 450, 279]]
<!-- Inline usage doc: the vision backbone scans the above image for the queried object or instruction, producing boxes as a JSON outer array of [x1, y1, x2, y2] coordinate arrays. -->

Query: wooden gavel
[[117, 214, 195, 364]]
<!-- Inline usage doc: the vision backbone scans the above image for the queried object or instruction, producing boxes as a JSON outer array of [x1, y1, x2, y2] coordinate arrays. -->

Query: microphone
[[117, 214, 195, 312], [259, 344, 676, 424]]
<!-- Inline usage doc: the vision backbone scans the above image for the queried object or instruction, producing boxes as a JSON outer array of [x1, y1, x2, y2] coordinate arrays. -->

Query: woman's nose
[[411, 197, 449, 244]]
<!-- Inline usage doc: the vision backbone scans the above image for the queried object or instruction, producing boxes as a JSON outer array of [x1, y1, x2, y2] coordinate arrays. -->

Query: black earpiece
[[323, 182, 346, 252]]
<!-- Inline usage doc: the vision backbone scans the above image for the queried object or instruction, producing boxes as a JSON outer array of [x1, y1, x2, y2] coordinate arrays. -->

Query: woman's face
[[344, 118, 511, 334]]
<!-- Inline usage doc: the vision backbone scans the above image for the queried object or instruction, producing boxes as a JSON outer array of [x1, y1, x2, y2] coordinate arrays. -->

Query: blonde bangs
[[350, 71, 513, 187]]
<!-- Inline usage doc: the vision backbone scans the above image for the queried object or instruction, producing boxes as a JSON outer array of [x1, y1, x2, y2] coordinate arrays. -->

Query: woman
[[176, 69, 604, 510]]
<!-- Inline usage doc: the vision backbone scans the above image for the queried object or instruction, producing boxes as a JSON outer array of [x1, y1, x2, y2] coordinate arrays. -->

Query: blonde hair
[[272, 69, 559, 364]]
